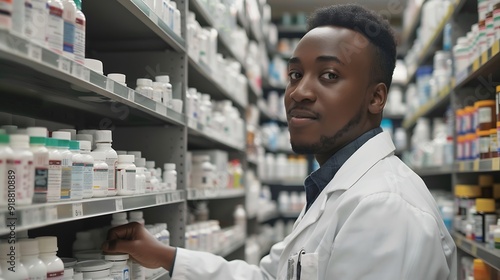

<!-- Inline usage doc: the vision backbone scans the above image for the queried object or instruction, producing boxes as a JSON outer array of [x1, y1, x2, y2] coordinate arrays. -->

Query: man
[[102, 4, 457, 279]]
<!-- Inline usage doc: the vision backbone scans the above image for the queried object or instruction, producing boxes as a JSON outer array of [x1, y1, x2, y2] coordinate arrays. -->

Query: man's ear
[[368, 83, 388, 115]]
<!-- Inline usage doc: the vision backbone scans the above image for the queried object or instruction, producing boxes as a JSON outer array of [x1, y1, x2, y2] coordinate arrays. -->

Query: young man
[[102, 4, 457, 279]]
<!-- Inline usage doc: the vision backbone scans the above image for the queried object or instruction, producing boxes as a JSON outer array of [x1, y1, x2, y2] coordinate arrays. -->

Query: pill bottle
[[478, 130, 491, 159], [490, 128, 498, 158], [116, 155, 136, 196], [46, 0, 64, 54], [94, 130, 118, 196], [0, 242, 29, 279], [0, 134, 12, 206], [9, 134, 35, 205], [456, 185, 482, 234], [91, 151, 109, 198], [73, 249, 103, 261], [104, 254, 130, 280], [474, 198, 497, 243], [136, 78, 154, 99], [36, 236, 64, 279], [46, 138, 62, 202], [72, 231, 95, 254], [134, 157, 146, 195], [155, 75, 173, 108], [27, 127, 50, 203], [163, 163, 177, 190], [111, 212, 128, 227], [475, 100, 496, 131], [69, 140, 84, 200], [74, 260, 113, 280], [78, 140, 94, 199], [129, 211, 145, 225], [52, 131, 73, 200], [19, 239, 47, 280]]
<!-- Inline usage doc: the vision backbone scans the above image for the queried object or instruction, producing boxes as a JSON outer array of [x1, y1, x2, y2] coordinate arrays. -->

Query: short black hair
[[308, 4, 397, 89]]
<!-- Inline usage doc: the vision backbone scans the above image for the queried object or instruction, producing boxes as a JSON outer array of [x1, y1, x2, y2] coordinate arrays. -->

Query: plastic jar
[[474, 199, 497, 243], [93, 130, 118, 196], [46, 138, 63, 202], [464, 133, 474, 160], [78, 140, 94, 199], [0, 242, 29, 279], [10, 134, 35, 205], [457, 135, 465, 161], [490, 128, 498, 158], [475, 100, 496, 131], [74, 249, 103, 261], [473, 258, 490, 280], [74, 260, 113, 280], [192, 155, 214, 189], [416, 66, 433, 106], [111, 212, 129, 227], [0, 134, 13, 206], [155, 75, 173, 108], [465, 106, 475, 133], [69, 140, 85, 200], [27, 127, 50, 203], [456, 109, 465, 135], [456, 185, 482, 234], [152, 82, 164, 103], [163, 163, 177, 190], [19, 239, 47, 280], [52, 131, 74, 201], [104, 254, 130, 280], [478, 130, 491, 159], [136, 78, 154, 99], [91, 151, 109, 197], [116, 155, 136, 196], [128, 211, 145, 225], [36, 236, 64, 279]]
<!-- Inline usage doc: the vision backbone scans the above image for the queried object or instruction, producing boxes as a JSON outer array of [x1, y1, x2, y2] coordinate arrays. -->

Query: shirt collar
[[305, 127, 383, 196]]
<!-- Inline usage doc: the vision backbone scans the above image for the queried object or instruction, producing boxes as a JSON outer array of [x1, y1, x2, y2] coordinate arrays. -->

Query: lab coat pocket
[[300, 253, 318, 280]]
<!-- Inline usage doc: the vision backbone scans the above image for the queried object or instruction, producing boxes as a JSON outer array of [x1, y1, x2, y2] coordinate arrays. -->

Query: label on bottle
[[6, 159, 30, 204], [71, 162, 84, 199], [74, 16, 85, 64], [24, 0, 32, 37], [474, 214, 486, 242], [479, 136, 490, 154], [479, 107, 492, 124], [83, 162, 93, 197], [485, 214, 497, 243], [47, 159, 62, 202], [63, 20, 74, 54], [60, 157, 72, 199], [46, 4, 63, 54], [116, 168, 136, 194], [28, 0, 47, 45], [106, 158, 117, 194], [33, 161, 49, 203], [93, 166, 108, 192], [47, 270, 64, 279]]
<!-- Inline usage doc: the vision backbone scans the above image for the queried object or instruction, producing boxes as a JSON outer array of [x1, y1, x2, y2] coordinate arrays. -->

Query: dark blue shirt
[[304, 127, 383, 211]]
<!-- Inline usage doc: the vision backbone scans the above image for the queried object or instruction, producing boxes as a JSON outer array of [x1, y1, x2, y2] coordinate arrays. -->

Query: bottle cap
[[27, 127, 48, 137], [46, 138, 59, 147], [78, 140, 91, 151], [164, 163, 176, 170], [107, 73, 126, 84], [76, 134, 93, 143], [74, 260, 112, 272], [64, 267, 74, 278], [129, 211, 143, 219], [136, 78, 153, 87], [116, 151, 127, 155], [118, 155, 135, 163], [91, 151, 106, 161], [1, 125, 17, 134], [19, 239, 39, 256], [74, 250, 103, 261], [155, 75, 170, 83], [95, 130, 112, 143], [146, 161, 155, 169], [152, 82, 164, 88], [127, 151, 142, 158], [29, 136, 46, 145], [10, 134, 30, 149], [455, 185, 481, 197], [475, 198, 495, 212], [57, 139, 70, 148], [69, 140, 80, 151], [112, 212, 128, 220], [84, 59, 103, 75], [0, 242, 19, 259], [59, 129, 77, 140], [36, 236, 58, 253], [135, 157, 146, 167], [52, 131, 71, 140]]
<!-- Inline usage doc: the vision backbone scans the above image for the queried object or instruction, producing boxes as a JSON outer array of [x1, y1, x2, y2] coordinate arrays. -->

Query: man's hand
[[102, 222, 176, 270]]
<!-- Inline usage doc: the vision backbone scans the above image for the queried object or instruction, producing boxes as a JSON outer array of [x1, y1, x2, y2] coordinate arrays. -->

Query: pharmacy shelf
[[402, 82, 452, 129], [188, 0, 247, 70], [453, 0, 474, 18], [455, 40, 500, 89], [257, 209, 280, 223], [453, 232, 500, 271], [248, 81, 263, 103], [84, 0, 185, 52], [400, 5, 422, 50], [456, 158, 500, 173], [0, 31, 185, 127], [187, 120, 246, 152], [412, 165, 454, 177], [0, 190, 185, 236], [188, 57, 248, 109], [186, 188, 246, 201], [405, 5, 453, 85], [261, 179, 304, 187]]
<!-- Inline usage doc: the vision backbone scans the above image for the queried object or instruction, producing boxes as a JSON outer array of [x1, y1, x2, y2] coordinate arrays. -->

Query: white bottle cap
[[36, 236, 58, 253], [74, 260, 112, 272], [116, 151, 127, 155], [52, 131, 71, 140], [155, 75, 170, 83], [1, 125, 18, 134], [64, 267, 74, 278], [201, 94, 211, 101], [78, 140, 91, 151], [91, 151, 106, 161], [127, 151, 142, 158], [84, 59, 103, 74], [10, 134, 30, 149], [27, 127, 48, 137], [118, 155, 134, 163], [107, 73, 126, 84], [129, 211, 143, 219], [74, 271, 83, 280], [104, 253, 129, 261], [76, 133, 93, 143], [135, 157, 146, 167], [152, 81, 164, 88], [136, 78, 153, 87], [164, 163, 176, 170], [94, 130, 112, 143], [145, 161, 155, 169], [59, 129, 77, 140], [19, 239, 40, 256], [112, 212, 127, 220], [76, 231, 92, 240]]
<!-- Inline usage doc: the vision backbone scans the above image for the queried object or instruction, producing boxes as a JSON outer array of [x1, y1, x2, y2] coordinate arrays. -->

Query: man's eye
[[320, 73, 338, 80], [288, 72, 302, 80]]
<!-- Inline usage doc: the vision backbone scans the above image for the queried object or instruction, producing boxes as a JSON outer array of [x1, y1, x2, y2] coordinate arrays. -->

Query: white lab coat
[[172, 131, 457, 280]]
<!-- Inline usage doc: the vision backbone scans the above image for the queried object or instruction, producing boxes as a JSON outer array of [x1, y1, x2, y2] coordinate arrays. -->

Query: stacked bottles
[[188, 150, 245, 189]]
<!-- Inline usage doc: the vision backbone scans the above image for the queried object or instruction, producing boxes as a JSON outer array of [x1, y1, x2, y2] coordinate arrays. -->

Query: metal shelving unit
[[453, 232, 500, 271], [456, 158, 500, 173], [187, 188, 245, 201]]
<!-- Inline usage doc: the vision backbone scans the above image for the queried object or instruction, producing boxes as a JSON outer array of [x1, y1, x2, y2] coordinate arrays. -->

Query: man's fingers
[[106, 222, 141, 241], [102, 238, 139, 254]]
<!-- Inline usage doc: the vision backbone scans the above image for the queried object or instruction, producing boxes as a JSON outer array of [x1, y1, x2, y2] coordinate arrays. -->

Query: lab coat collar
[[279, 131, 395, 266]]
